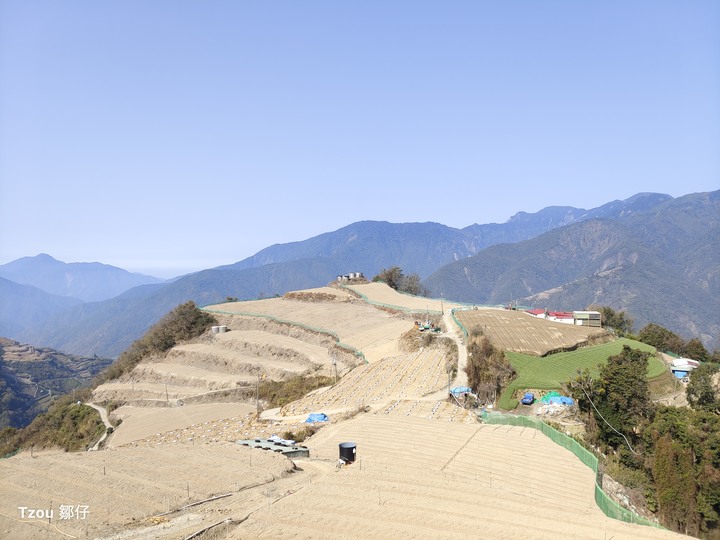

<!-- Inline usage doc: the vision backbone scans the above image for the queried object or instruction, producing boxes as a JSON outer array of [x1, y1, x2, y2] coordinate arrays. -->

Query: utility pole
[[255, 369, 260, 417], [332, 357, 338, 385], [447, 364, 453, 397]]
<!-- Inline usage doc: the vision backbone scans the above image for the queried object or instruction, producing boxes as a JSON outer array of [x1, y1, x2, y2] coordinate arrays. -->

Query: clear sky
[[1, 1, 718, 278]]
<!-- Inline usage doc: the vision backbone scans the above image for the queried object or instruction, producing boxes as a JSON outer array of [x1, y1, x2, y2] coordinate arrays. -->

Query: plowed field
[[0, 284, 683, 539], [0, 416, 685, 540], [456, 308, 609, 356]]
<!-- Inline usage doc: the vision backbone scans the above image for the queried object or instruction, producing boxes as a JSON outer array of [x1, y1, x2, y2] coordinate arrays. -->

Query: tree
[[373, 266, 404, 290], [638, 323, 685, 355], [464, 335, 515, 404], [592, 306, 634, 335], [653, 434, 699, 535], [686, 363, 720, 413], [684, 338, 710, 362], [590, 346, 652, 449], [373, 267, 429, 297], [565, 368, 600, 439], [402, 273, 430, 297], [646, 407, 720, 536]]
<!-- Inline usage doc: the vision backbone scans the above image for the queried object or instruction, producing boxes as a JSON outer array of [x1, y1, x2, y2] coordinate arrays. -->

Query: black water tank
[[339, 442, 356, 463]]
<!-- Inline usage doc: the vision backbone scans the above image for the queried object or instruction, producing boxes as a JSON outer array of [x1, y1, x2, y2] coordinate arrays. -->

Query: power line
[[580, 387, 638, 456]]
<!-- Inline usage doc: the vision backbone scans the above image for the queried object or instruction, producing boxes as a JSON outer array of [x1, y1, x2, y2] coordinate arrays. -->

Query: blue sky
[[1, 1, 718, 278]]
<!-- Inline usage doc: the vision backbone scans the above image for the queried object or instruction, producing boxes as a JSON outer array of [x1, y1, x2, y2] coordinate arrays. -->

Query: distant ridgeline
[[0, 190, 717, 359], [0, 338, 112, 429]]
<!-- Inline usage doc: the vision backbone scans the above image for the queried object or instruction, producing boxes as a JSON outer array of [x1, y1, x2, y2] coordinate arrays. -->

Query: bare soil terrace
[[456, 308, 610, 356], [0, 283, 682, 539], [0, 414, 686, 540]]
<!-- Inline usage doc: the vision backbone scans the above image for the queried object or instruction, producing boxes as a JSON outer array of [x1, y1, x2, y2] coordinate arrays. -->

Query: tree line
[[594, 306, 719, 363], [567, 346, 719, 537]]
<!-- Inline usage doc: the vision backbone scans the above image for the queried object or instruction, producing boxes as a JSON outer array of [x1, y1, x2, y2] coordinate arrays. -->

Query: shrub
[[95, 301, 216, 385]]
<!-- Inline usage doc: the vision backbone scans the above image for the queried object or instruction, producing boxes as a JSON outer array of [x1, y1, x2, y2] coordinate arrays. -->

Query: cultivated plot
[[280, 346, 454, 418], [345, 282, 466, 313], [501, 338, 666, 409], [203, 288, 415, 363], [0, 443, 290, 540], [456, 308, 609, 356], [233, 415, 684, 539]]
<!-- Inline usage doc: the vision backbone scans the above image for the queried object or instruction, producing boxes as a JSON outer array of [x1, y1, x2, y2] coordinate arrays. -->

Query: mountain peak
[[34, 253, 58, 261], [0, 255, 163, 302]]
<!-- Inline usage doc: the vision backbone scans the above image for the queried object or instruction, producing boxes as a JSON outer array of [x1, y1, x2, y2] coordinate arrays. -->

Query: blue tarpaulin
[[305, 413, 329, 423], [547, 396, 575, 405], [451, 386, 472, 395]]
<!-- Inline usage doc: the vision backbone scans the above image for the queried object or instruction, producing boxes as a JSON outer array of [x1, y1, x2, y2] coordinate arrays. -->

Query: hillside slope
[[1, 191, 691, 357], [0, 338, 112, 428], [0, 277, 83, 338], [0, 284, 685, 539], [425, 190, 720, 349]]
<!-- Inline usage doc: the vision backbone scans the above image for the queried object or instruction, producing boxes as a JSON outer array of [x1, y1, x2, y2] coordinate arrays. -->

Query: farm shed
[[526, 309, 602, 327], [573, 311, 602, 327], [547, 311, 575, 324], [670, 358, 699, 378]]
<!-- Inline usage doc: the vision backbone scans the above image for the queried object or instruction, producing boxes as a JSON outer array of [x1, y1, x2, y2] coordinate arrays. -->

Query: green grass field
[[498, 338, 667, 410]]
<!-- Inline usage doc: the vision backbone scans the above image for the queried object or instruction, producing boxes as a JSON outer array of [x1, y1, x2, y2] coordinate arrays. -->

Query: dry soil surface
[[1, 414, 687, 540], [456, 308, 609, 356], [0, 284, 678, 539]]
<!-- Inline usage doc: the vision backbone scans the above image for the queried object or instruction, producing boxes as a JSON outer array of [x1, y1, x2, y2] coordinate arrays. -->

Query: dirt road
[[87, 402, 112, 451]]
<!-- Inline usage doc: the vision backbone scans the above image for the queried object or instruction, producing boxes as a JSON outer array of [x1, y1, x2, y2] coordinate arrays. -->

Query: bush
[[0, 396, 104, 456], [259, 375, 334, 408], [282, 425, 319, 443], [95, 301, 216, 385], [465, 334, 515, 405]]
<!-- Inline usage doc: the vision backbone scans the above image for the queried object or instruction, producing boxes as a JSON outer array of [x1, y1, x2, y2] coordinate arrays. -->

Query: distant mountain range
[[0, 190, 717, 357], [0, 254, 163, 302], [425, 191, 720, 348]]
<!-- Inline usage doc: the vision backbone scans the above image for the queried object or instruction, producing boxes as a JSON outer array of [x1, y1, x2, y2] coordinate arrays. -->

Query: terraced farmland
[[93, 317, 363, 405], [0, 442, 291, 540], [232, 415, 683, 539], [345, 282, 466, 313], [455, 308, 609, 356], [203, 287, 415, 363], [0, 283, 686, 539], [280, 347, 452, 418]]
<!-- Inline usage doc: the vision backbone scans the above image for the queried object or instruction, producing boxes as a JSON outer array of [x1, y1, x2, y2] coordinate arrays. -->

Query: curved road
[[86, 402, 113, 451], [443, 311, 468, 389]]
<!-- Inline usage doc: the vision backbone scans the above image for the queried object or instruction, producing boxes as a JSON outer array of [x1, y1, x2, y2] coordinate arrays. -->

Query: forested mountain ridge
[[2, 190, 714, 357], [424, 190, 720, 349]]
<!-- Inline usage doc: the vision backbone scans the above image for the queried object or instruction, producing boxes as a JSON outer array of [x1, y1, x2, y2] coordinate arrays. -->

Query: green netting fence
[[342, 285, 489, 339], [450, 308, 469, 338], [201, 307, 367, 364], [479, 410, 665, 530], [342, 284, 445, 316]]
